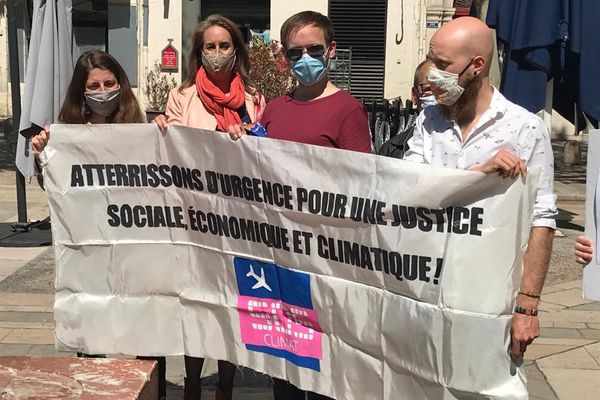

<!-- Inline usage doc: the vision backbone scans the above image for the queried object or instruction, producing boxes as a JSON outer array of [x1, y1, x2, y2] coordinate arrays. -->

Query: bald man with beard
[[404, 17, 557, 359]]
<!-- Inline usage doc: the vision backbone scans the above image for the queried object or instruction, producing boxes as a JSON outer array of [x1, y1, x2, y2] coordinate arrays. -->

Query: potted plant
[[143, 61, 177, 122], [248, 36, 295, 102]]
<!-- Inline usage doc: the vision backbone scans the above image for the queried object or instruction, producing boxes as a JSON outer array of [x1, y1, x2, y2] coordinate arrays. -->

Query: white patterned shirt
[[404, 88, 557, 229]]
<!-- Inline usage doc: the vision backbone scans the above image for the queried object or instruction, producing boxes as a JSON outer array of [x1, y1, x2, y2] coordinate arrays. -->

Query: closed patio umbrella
[[15, 0, 74, 177]]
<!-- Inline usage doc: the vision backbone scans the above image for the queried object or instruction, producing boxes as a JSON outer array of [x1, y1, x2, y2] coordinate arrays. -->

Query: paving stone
[[587, 323, 600, 329], [166, 376, 184, 387], [0, 343, 33, 356], [552, 280, 583, 290], [0, 249, 55, 294], [0, 261, 27, 277], [525, 364, 559, 400], [538, 301, 566, 312], [0, 292, 54, 307], [579, 329, 600, 340], [568, 302, 600, 311], [542, 284, 568, 295], [524, 344, 579, 361], [165, 355, 185, 384], [0, 321, 54, 329], [0, 328, 12, 341], [0, 311, 53, 323], [553, 321, 587, 329], [542, 288, 591, 308], [0, 247, 47, 261], [585, 342, 600, 365], [540, 368, 600, 400], [539, 319, 554, 328], [542, 310, 600, 324], [537, 347, 600, 370], [1, 328, 54, 345], [0, 305, 50, 312], [534, 338, 596, 346], [540, 327, 584, 339], [27, 344, 75, 357]]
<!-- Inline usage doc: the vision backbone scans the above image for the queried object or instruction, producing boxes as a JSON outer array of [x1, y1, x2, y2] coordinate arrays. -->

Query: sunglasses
[[285, 44, 327, 62]]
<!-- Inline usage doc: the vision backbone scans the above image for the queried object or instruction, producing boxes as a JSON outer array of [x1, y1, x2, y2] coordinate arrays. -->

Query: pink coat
[[165, 85, 264, 130]]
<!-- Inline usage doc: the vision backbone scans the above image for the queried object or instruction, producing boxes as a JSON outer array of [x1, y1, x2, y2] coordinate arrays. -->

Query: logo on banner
[[234, 257, 322, 371]]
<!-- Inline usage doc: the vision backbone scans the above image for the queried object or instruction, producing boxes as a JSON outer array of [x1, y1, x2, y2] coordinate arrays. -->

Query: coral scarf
[[195, 67, 246, 131]]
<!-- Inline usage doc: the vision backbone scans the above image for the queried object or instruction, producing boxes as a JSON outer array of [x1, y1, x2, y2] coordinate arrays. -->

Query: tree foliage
[[248, 37, 296, 102]]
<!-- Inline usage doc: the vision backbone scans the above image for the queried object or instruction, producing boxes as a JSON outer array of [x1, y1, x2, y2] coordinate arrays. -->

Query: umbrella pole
[[6, 0, 28, 223], [0, 0, 51, 247], [543, 79, 554, 132]]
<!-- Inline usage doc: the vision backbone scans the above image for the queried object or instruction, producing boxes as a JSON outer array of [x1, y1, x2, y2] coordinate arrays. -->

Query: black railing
[[359, 97, 418, 153]]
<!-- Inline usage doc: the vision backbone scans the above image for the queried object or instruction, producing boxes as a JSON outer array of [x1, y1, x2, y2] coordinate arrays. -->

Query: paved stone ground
[[1, 121, 599, 398]]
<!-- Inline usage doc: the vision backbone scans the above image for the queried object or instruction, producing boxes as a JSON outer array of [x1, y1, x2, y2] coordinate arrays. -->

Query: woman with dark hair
[[30, 51, 168, 400], [153, 14, 264, 400], [60, 50, 144, 124], [31, 50, 145, 150]]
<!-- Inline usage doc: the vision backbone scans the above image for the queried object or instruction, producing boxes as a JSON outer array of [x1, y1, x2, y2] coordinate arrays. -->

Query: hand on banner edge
[[227, 124, 249, 141], [152, 114, 169, 133], [31, 125, 51, 154], [470, 149, 527, 179], [575, 235, 593, 265]]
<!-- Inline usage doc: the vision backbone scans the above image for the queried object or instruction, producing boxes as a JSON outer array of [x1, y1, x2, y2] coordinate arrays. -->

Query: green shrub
[[143, 61, 178, 111]]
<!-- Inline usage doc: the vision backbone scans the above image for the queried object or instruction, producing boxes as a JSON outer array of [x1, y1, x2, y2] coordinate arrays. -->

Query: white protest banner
[[45, 124, 537, 400], [584, 120, 600, 300]]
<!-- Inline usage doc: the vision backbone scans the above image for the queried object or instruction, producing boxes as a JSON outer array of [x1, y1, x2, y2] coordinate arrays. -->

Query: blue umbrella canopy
[[486, 0, 600, 125]]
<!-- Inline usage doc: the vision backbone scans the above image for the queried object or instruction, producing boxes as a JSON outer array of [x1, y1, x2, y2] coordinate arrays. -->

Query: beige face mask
[[426, 59, 473, 106], [201, 51, 236, 74]]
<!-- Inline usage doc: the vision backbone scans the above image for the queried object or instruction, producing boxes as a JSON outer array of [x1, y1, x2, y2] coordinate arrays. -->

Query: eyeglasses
[[285, 44, 327, 62], [416, 83, 433, 96]]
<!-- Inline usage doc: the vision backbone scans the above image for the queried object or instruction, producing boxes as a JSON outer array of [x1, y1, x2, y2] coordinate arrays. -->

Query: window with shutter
[[329, 0, 387, 98]]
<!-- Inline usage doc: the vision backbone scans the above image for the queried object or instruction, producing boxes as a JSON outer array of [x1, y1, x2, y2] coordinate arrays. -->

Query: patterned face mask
[[84, 87, 121, 117], [201, 51, 236, 74], [426, 59, 472, 106]]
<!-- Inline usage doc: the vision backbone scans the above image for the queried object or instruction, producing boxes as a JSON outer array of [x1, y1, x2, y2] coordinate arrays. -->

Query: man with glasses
[[229, 10, 369, 400], [404, 17, 557, 360], [228, 11, 370, 154], [378, 60, 436, 158]]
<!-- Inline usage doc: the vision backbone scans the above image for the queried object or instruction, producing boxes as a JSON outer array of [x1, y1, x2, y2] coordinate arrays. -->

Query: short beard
[[438, 75, 482, 124]]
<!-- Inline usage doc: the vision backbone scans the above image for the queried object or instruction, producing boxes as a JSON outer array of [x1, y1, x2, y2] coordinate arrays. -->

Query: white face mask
[[419, 94, 437, 109], [426, 60, 473, 106]]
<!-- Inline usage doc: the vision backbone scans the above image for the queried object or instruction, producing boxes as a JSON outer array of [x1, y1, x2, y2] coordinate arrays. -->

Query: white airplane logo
[[246, 264, 272, 292]]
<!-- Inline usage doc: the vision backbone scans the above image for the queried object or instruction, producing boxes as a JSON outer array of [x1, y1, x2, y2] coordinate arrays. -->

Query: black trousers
[[273, 378, 334, 400]]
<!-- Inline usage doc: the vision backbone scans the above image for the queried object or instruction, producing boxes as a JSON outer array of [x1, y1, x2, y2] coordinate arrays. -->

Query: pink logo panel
[[238, 295, 322, 359]]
